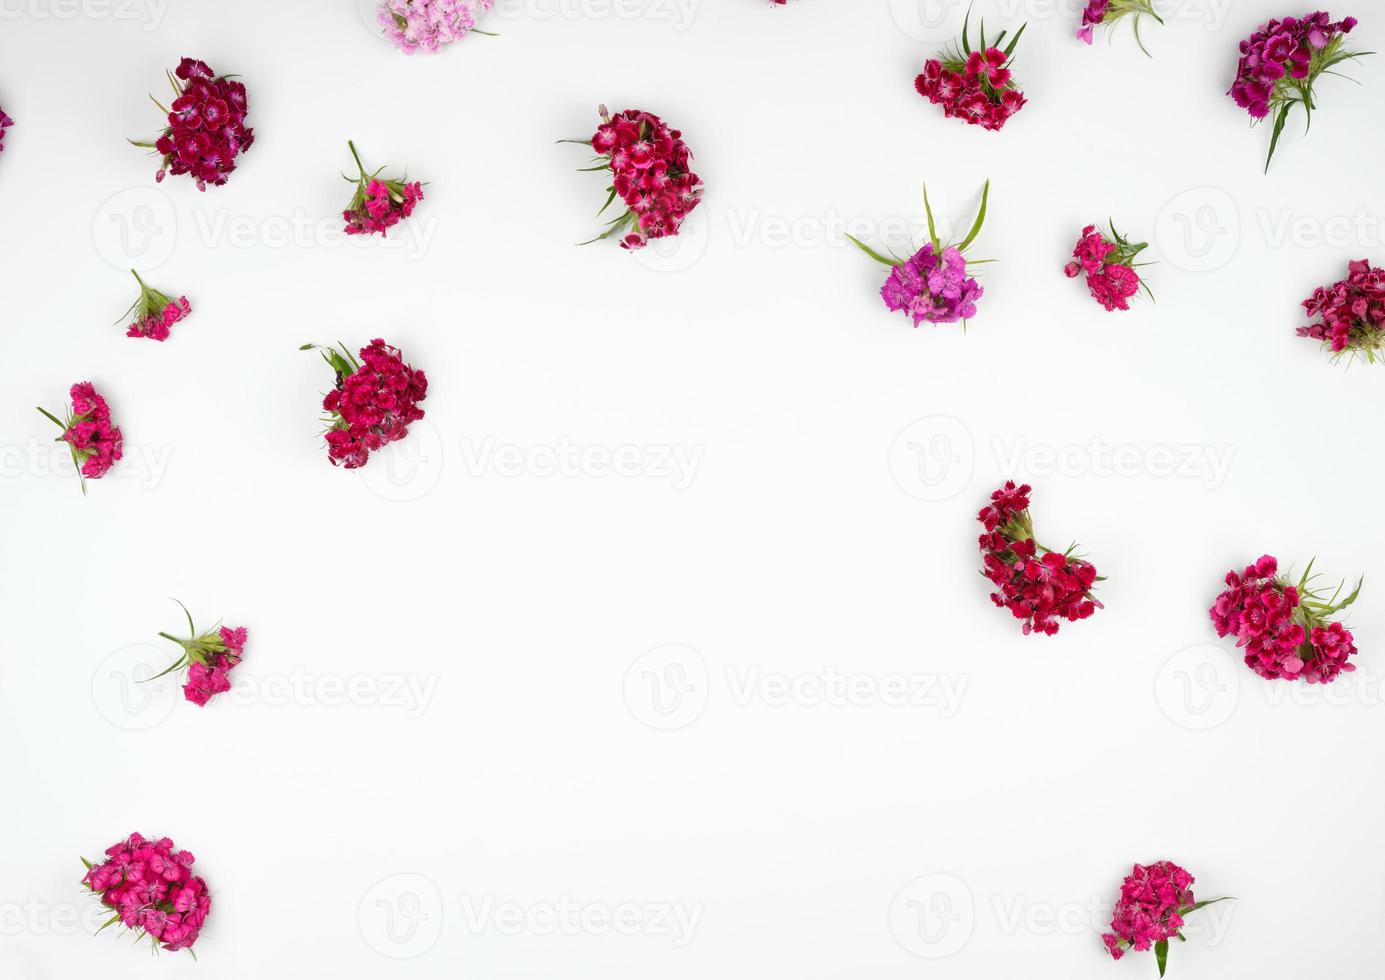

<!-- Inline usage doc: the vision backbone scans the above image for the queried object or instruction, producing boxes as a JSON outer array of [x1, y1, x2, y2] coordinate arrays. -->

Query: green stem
[[130, 268, 147, 289], [347, 140, 368, 181], [157, 632, 185, 645]]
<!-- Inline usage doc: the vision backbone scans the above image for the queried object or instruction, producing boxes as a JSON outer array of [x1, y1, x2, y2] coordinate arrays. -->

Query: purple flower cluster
[[881, 244, 983, 326]]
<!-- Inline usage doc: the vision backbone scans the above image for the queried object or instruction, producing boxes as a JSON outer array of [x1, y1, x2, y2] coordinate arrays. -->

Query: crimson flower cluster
[[915, 18, 1027, 131], [81, 833, 211, 954], [342, 140, 425, 237], [579, 105, 704, 250], [1102, 861, 1228, 975], [1298, 258, 1385, 363], [1064, 222, 1151, 312], [0, 106, 12, 152], [977, 481, 1101, 636], [122, 269, 190, 341], [37, 382, 123, 493], [133, 57, 252, 191], [1228, 12, 1363, 170], [1210, 554, 1362, 684], [305, 339, 429, 469]]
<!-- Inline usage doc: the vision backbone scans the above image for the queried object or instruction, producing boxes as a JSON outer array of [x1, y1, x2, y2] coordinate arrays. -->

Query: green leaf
[[1265, 102, 1292, 174], [845, 234, 902, 267], [1184, 896, 1235, 913], [961, 3, 972, 54], [921, 181, 940, 251], [957, 179, 990, 252], [1003, 22, 1027, 58], [1155, 939, 1169, 977]]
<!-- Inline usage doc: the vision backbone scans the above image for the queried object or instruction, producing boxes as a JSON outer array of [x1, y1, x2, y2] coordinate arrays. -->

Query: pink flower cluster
[[586, 105, 704, 250], [81, 833, 211, 953], [977, 481, 1101, 636], [140, 57, 253, 191], [0, 106, 12, 152], [155, 604, 248, 707], [881, 244, 983, 325], [308, 340, 429, 469], [378, 0, 494, 54], [123, 270, 191, 342], [1210, 554, 1360, 683], [916, 41, 1028, 131], [1298, 258, 1385, 362], [1101, 861, 1194, 961], [37, 382, 123, 490], [1063, 223, 1147, 312], [342, 141, 425, 238], [184, 627, 247, 706], [1229, 12, 1358, 119]]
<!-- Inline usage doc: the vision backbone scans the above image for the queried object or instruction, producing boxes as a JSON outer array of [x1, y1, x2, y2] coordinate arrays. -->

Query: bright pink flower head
[[1210, 555, 1360, 683], [341, 142, 426, 238], [1102, 861, 1195, 959], [39, 382, 123, 488], [0, 107, 12, 152], [81, 833, 211, 953], [1065, 223, 1150, 311]]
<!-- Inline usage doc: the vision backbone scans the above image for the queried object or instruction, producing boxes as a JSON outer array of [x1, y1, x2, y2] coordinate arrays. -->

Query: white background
[[2, 0, 1384, 977]]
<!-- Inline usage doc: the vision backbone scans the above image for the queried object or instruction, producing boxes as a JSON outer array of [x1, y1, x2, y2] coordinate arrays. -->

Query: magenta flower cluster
[[882, 244, 983, 325], [378, 0, 494, 54], [139, 57, 253, 191], [0, 106, 12, 152], [82, 833, 211, 953], [1229, 12, 1358, 119], [1298, 258, 1385, 362], [1210, 554, 1360, 684]]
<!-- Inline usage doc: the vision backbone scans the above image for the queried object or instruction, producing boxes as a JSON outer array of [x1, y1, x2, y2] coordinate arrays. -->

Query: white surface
[[2, 1, 1383, 978]]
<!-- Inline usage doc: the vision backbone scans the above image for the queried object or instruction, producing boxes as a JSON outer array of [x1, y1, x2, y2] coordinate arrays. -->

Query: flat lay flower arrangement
[[5, 2, 1379, 973]]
